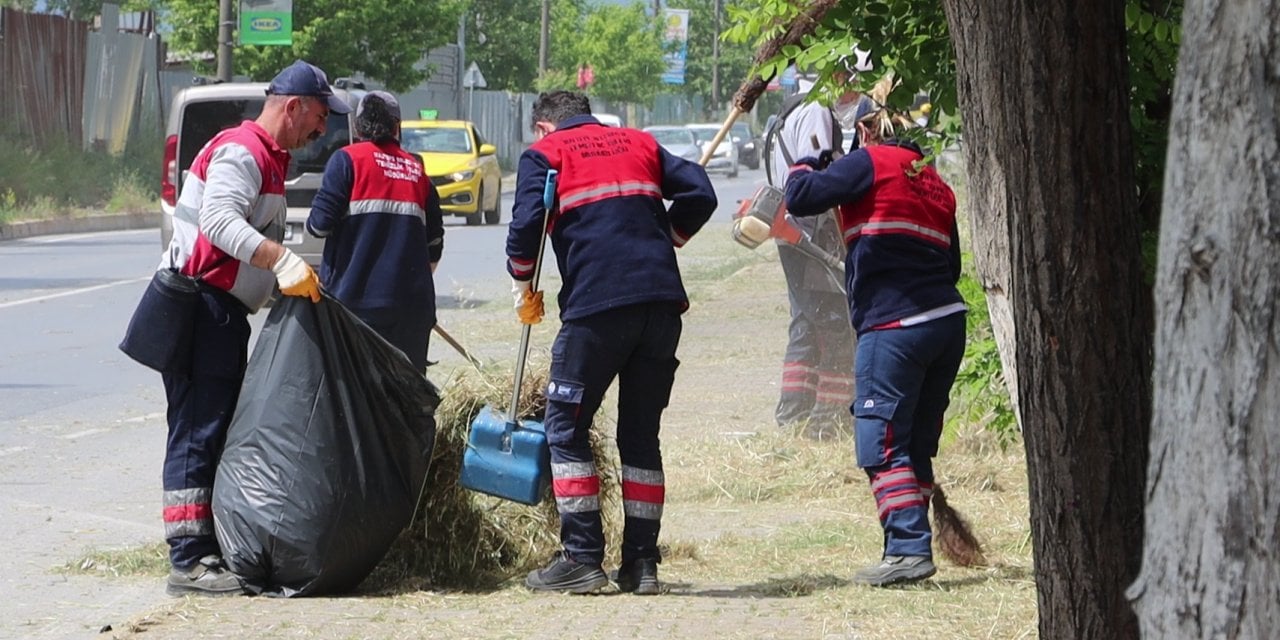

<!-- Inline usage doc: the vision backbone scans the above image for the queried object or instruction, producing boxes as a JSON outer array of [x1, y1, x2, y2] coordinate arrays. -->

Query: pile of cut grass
[[367, 361, 621, 592]]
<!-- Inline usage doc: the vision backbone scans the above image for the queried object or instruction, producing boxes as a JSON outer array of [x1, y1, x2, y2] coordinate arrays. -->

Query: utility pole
[[538, 0, 550, 77], [711, 0, 720, 111], [216, 0, 233, 82]]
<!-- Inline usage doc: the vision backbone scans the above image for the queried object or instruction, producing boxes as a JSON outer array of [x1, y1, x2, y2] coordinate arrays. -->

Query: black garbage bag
[[212, 294, 438, 597]]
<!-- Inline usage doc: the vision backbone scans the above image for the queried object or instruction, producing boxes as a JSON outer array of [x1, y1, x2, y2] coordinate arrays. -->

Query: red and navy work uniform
[[307, 140, 444, 371], [784, 139, 966, 559], [505, 115, 716, 568], [158, 121, 291, 570]]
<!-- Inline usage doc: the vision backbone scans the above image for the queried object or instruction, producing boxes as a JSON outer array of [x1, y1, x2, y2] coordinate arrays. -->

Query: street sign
[[462, 62, 487, 89]]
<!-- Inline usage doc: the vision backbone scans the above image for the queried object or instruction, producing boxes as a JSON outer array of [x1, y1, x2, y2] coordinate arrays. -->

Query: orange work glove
[[518, 289, 545, 325], [271, 248, 321, 303]]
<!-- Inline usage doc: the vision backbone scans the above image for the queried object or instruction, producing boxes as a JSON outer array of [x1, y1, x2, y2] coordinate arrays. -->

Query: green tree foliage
[[159, 0, 466, 92], [462, 0, 543, 93], [538, 2, 667, 105], [1125, 0, 1181, 230]]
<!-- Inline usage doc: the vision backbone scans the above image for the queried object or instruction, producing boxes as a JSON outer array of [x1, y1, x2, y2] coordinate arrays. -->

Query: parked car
[[686, 123, 739, 178], [159, 81, 360, 266], [642, 125, 701, 163], [400, 119, 503, 225], [730, 121, 762, 170]]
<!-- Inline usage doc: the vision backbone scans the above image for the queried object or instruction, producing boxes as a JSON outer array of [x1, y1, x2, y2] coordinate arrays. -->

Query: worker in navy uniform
[[307, 91, 444, 371], [507, 91, 717, 595], [784, 77, 966, 587]]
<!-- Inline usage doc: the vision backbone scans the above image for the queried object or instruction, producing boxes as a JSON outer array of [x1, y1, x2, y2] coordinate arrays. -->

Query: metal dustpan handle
[[505, 169, 558, 443]]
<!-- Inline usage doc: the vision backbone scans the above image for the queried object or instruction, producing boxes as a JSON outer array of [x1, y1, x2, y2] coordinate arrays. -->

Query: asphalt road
[[0, 165, 763, 638]]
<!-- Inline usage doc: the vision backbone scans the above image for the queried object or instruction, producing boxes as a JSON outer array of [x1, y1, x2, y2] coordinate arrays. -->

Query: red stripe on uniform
[[163, 503, 212, 523], [552, 475, 600, 498], [621, 481, 665, 504]]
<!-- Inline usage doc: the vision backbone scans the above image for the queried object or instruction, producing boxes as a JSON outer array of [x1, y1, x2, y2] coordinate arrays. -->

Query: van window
[[177, 99, 350, 184]]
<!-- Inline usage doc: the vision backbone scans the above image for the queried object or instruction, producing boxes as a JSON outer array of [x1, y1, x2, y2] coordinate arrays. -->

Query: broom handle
[[507, 169, 558, 428], [698, 107, 745, 167]]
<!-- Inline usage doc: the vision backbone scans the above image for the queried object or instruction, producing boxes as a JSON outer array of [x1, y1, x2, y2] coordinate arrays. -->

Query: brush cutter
[[457, 170, 558, 506]]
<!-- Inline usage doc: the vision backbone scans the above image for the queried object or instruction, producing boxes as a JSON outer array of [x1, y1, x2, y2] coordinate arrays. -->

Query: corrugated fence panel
[[82, 5, 162, 152], [2, 8, 88, 143]]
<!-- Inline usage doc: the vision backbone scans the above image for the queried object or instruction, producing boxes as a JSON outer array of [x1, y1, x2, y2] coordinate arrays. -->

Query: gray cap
[[356, 90, 401, 122]]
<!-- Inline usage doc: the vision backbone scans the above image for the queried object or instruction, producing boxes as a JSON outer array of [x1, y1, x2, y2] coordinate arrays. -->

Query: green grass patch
[[0, 126, 161, 221], [61, 543, 170, 578]]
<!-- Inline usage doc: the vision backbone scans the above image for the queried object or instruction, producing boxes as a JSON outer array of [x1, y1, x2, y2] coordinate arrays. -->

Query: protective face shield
[[833, 99, 862, 130]]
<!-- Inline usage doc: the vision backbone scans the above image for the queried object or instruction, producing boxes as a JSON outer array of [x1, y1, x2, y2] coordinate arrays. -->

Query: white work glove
[[511, 279, 531, 309], [272, 248, 321, 303]]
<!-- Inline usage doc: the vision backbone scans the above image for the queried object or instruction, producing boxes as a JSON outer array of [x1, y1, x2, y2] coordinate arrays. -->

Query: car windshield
[[687, 127, 719, 143], [178, 99, 349, 180], [649, 128, 695, 146], [402, 128, 473, 154], [291, 113, 352, 176]]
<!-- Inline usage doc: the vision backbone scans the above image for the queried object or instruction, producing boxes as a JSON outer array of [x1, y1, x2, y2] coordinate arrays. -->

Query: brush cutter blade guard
[[458, 405, 552, 505]]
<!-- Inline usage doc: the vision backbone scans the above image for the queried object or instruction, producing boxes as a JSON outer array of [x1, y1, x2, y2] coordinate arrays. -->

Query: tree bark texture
[[940, 1, 1153, 637], [1127, 1, 1280, 637]]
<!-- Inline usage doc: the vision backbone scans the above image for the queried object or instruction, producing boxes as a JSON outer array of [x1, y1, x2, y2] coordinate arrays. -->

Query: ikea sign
[[240, 0, 292, 46], [251, 17, 283, 31]]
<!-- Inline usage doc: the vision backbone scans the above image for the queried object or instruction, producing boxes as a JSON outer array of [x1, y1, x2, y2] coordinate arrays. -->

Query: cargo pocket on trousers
[[853, 396, 899, 469], [544, 379, 585, 448]]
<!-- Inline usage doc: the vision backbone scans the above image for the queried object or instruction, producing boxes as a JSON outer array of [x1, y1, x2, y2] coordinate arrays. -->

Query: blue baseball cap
[[266, 60, 351, 115]]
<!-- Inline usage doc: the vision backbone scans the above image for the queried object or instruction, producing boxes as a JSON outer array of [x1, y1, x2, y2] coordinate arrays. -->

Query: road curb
[[0, 212, 159, 241]]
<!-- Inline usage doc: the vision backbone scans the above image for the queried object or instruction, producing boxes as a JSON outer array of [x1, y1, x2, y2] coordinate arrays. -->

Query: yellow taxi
[[400, 119, 503, 225]]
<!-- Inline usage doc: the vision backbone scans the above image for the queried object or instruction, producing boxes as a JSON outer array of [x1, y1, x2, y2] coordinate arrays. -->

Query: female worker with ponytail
[[782, 77, 966, 587]]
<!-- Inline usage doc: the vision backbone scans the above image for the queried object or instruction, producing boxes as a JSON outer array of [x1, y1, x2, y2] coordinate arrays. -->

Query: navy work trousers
[[350, 305, 433, 372], [544, 302, 682, 566], [160, 287, 250, 569], [852, 312, 966, 558]]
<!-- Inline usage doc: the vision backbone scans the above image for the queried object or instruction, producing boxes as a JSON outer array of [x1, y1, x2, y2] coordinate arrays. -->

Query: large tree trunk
[[1127, 2, 1280, 637], [940, 1, 1152, 637]]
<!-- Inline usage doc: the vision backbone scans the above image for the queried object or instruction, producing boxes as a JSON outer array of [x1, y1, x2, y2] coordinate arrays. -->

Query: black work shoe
[[852, 555, 936, 587], [525, 551, 609, 594], [166, 555, 245, 597], [612, 558, 660, 595]]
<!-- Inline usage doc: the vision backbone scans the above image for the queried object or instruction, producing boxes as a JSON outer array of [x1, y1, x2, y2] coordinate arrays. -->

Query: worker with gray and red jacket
[[784, 85, 966, 588], [507, 91, 716, 595]]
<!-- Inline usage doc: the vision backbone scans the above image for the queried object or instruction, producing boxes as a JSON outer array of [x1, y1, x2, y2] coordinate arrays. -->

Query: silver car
[[687, 123, 740, 178], [159, 81, 359, 267], [642, 125, 702, 163]]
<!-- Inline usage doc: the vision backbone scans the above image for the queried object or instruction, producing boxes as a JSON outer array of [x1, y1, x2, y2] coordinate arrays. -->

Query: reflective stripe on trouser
[[776, 360, 817, 425], [543, 303, 681, 566], [852, 313, 965, 558], [621, 465, 665, 566], [776, 245, 854, 427], [161, 287, 249, 569], [552, 461, 601, 514]]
